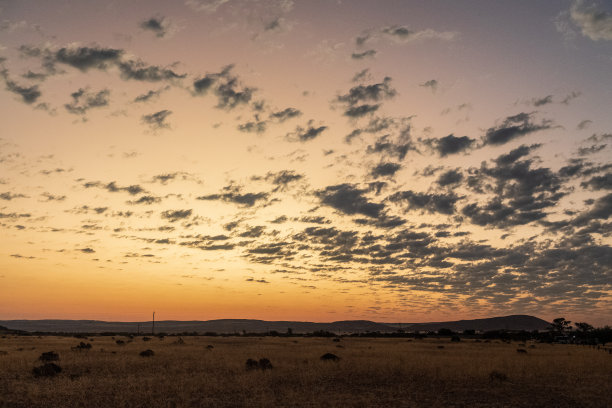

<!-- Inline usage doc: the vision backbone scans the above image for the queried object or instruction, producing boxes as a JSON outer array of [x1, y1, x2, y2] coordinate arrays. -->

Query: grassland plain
[[0, 335, 610, 407]]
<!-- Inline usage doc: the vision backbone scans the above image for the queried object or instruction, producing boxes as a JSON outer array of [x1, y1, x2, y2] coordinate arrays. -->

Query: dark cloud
[[286, 120, 327, 142], [531, 95, 553, 106], [344, 103, 380, 118], [265, 170, 304, 192], [54, 46, 123, 71], [129, 195, 161, 205], [141, 110, 172, 130], [118, 60, 185, 82], [577, 119, 592, 130], [140, 16, 172, 38], [380, 25, 457, 43], [495, 144, 541, 166], [0, 212, 31, 219], [269, 107, 302, 122], [133, 86, 169, 103], [64, 88, 110, 115], [245, 277, 269, 283], [461, 155, 566, 227], [237, 120, 267, 134], [336, 76, 396, 107], [83, 181, 146, 195], [424, 134, 475, 157], [420, 79, 438, 92], [0, 192, 28, 200], [371, 162, 401, 178], [581, 173, 612, 190], [388, 190, 460, 215], [79, 247, 95, 253], [436, 169, 463, 186], [484, 112, 553, 146], [351, 49, 376, 60], [192, 65, 254, 109], [161, 209, 192, 222], [316, 184, 385, 218], [40, 192, 66, 201], [3, 77, 41, 104], [197, 186, 269, 207]]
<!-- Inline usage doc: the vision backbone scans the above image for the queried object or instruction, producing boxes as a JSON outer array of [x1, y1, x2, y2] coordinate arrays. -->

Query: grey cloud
[[161, 209, 192, 222], [581, 173, 612, 190], [129, 195, 162, 205], [4, 79, 41, 104], [570, 0, 612, 41], [0, 192, 28, 200], [577, 119, 593, 130], [64, 88, 110, 115], [83, 181, 146, 195], [425, 134, 475, 157], [494, 144, 541, 166], [437, 169, 463, 186], [484, 112, 553, 146], [54, 46, 123, 71], [286, 120, 327, 142], [265, 170, 303, 191], [40, 192, 66, 201], [380, 25, 458, 42], [371, 162, 401, 178], [336, 76, 396, 108], [197, 189, 269, 207], [344, 103, 380, 118], [238, 120, 267, 134], [316, 184, 385, 218], [118, 60, 185, 82], [420, 79, 438, 92], [269, 107, 302, 122], [141, 110, 172, 130], [0, 212, 31, 219], [351, 49, 376, 60], [140, 16, 174, 38], [388, 190, 460, 215], [134, 86, 169, 103], [531, 95, 553, 106]]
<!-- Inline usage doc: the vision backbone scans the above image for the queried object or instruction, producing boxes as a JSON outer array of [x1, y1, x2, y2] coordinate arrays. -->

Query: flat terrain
[[0, 335, 610, 407]]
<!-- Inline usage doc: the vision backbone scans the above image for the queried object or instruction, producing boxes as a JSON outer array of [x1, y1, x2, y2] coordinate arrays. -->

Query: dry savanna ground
[[0, 335, 610, 407]]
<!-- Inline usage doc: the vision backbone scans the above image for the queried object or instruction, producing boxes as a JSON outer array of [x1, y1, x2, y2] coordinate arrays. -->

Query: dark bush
[[38, 351, 59, 362], [33, 363, 62, 378], [140, 349, 155, 357], [489, 370, 508, 382], [516, 348, 527, 354], [258, 358, 273, 370], [116, 340, 125, 345], [451, 335, 461, 342], [320, 353, 340, 362], [245, 358, 259, 370]]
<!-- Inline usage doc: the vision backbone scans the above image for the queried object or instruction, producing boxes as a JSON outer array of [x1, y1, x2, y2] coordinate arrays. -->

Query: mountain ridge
[[0, 315, 550, 333]]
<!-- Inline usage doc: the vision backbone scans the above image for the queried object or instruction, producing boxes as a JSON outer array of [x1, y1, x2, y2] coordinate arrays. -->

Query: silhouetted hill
[[0, 315, 550, 334], [390, 315, 550, 332]]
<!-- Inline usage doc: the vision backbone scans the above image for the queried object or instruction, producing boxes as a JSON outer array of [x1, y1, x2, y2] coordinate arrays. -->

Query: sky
[[0, 0, 611, 326]]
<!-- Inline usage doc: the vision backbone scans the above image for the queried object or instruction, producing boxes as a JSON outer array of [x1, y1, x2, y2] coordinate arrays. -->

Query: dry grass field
[[0, 335, 610, 407]]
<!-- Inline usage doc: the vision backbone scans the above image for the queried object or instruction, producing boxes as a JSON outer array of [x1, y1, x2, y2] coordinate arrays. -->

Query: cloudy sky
[[1, 0, 611, 325]]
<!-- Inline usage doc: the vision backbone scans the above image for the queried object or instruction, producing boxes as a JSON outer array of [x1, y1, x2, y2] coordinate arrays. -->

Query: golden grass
[[0, 335, 610, 407]]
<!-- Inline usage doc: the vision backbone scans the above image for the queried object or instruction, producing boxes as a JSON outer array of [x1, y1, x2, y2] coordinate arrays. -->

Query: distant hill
[[389, 315, 551, 332], [0, 315, 550, 334]]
